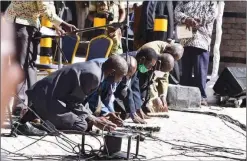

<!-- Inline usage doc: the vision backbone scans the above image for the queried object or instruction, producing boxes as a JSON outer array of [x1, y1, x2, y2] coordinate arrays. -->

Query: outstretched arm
[[36, 1, 64, 27]]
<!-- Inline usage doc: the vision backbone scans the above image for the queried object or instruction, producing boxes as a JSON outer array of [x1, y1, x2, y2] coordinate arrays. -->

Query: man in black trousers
[[5, 1, 77, 116], [15, 55, 128, 136]]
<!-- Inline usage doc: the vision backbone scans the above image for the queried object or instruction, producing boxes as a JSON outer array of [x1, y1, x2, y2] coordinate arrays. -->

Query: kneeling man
[[16, 55, 128, 135]]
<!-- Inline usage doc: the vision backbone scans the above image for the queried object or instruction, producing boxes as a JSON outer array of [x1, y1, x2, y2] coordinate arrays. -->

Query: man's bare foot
[[137, 109, 151, 119]]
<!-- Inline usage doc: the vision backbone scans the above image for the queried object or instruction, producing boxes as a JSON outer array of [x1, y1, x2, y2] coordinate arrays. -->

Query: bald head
[[165, 43, 184, 61], [103, 55, 128, 82], [158, 54, 175, 72]]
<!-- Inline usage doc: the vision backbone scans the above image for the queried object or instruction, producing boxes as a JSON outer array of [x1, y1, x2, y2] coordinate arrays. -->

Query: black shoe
[[201, 99, 209, 106], [30, 122, 60, 136], [12, 107, 22, 116], [30, 122, 47, 131], [12, 122, 47, 136]]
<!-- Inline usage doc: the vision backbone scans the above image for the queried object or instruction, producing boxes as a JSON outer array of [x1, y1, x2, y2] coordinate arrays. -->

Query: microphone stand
[[57, 2, 66, 69], [67, 22, 124, 35], [126, 0, 129, 54], [124, 0, 130, 62], [38, 23, 124, 39], [37, 22, 124, 69]]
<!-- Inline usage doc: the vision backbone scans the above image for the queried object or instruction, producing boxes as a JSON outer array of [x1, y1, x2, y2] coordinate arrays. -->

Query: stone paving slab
[[1, 109, 246, 161]]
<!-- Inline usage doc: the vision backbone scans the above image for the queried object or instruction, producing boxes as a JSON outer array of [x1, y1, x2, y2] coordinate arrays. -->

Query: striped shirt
[[175, 1, 217, 51]]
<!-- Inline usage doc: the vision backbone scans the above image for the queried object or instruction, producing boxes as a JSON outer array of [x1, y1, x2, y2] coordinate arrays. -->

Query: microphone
[[68, 22, 125, 35]]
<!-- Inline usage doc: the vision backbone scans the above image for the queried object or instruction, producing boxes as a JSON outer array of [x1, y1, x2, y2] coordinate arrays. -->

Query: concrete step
[[167, 84, 201, 109]]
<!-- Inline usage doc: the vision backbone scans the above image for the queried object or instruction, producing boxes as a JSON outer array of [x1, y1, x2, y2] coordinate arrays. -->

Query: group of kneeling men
[[15, 40, 184, 136]]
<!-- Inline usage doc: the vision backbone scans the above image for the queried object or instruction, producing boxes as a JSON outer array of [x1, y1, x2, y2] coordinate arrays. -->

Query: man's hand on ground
[[131, 112, 146, 124], [136, 109, 150, 120], [160, 96, 169, 112], [153, 97, 164, 112], [104, 112, 123, 127], [93, 117, 117, 131]]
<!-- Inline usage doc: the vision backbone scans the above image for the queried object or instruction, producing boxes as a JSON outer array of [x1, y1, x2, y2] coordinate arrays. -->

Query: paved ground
[[2, 56, 246, 160], [1, 107, 246, 161]]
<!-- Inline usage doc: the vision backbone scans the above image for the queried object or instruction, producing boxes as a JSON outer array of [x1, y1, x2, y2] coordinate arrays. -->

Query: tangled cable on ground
[[169, 108, 246, 136], [143, 134, 246, 161], [122, 125, 246, 161], [2, 95, 103, 160], [3, 95, 246, 161], [3, 127, 246, 161], [1, 131, 102, 160]]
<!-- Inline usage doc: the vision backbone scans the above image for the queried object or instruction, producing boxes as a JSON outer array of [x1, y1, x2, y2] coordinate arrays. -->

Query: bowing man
[[87, 55, 137, 127], [16, 55, 128, 136]]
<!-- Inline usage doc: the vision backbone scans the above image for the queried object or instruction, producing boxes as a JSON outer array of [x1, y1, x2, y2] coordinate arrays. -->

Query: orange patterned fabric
[[5, 1, 63, 28]]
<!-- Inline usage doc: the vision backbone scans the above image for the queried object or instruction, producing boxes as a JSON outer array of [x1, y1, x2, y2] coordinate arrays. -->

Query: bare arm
[[118, 3, 126, 23], [36, 1, 64, 27]]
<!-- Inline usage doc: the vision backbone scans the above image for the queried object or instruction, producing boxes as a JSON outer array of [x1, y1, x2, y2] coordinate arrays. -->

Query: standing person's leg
[[26, 26, 38, 89], [75, 1, 89, 39], [16, 26, 39, 118], [180, 47, 194, 86], [13, 24, 29, 116], [146, 29, 153, 43], [193, 49, 210, 105]]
